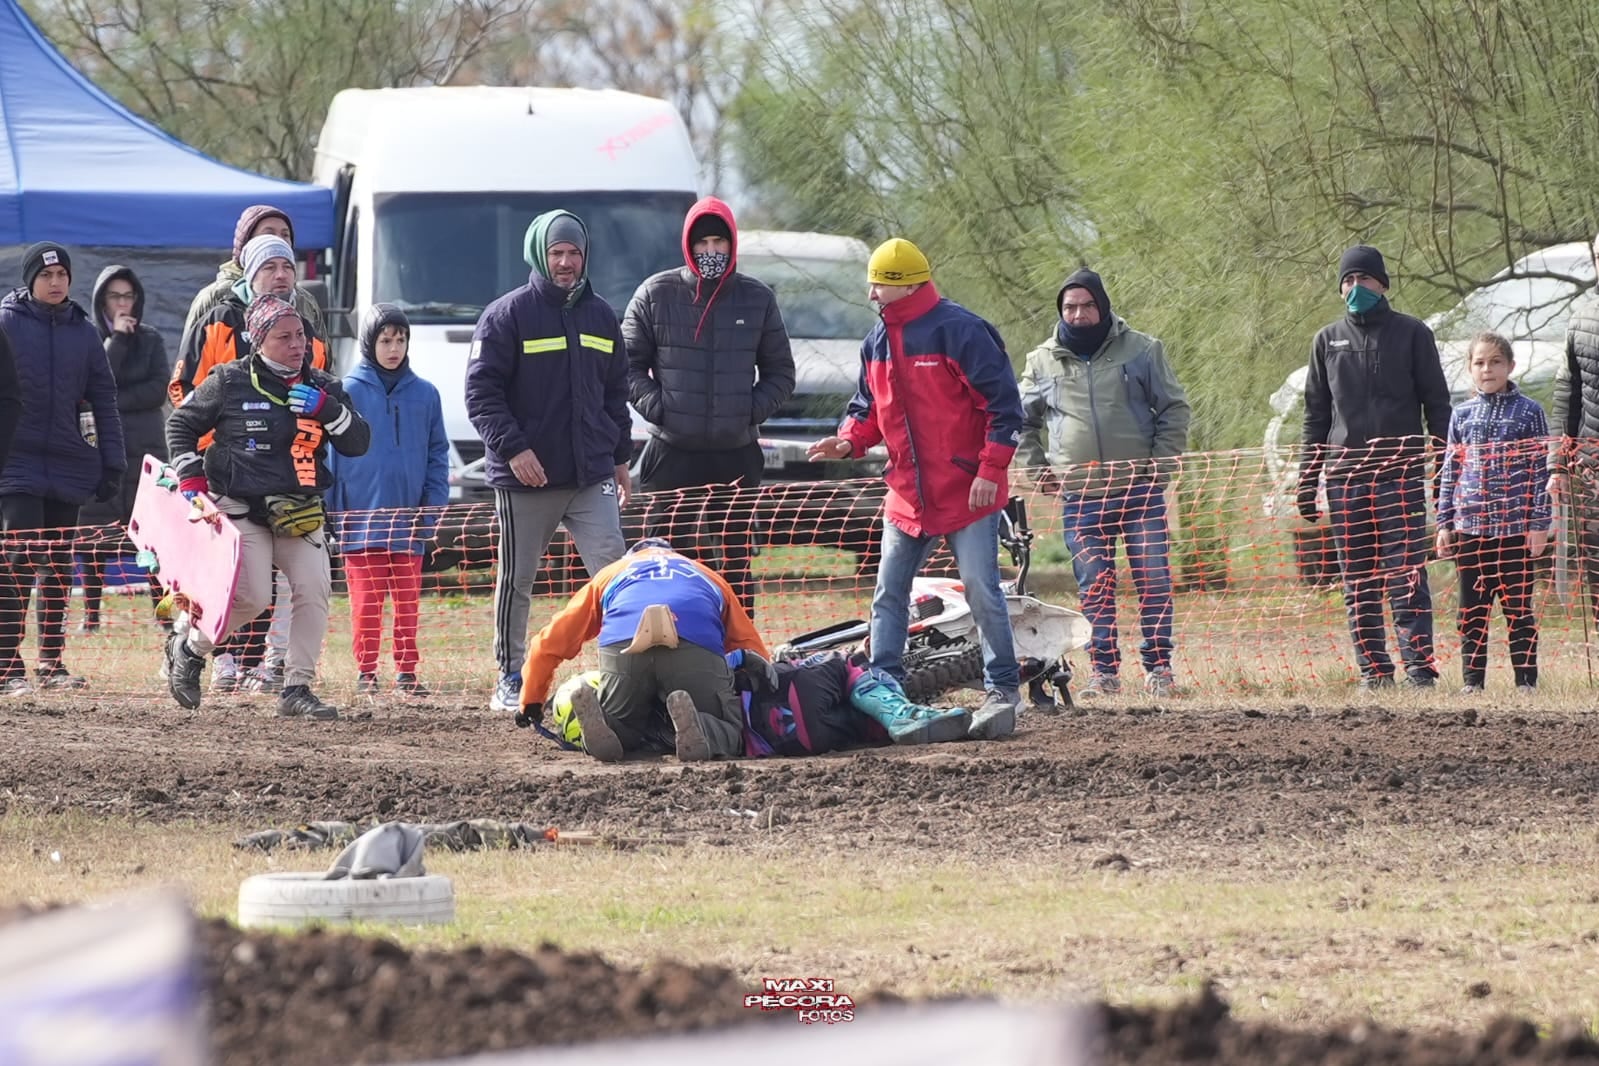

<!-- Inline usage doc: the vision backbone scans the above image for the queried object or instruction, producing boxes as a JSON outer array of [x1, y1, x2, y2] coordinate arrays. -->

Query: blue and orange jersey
[[519, 547, 769, 708]]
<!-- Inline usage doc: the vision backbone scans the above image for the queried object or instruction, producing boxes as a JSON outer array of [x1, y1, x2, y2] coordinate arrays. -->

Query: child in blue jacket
[[327, 305, 449, 696], [1435, 331, 1551, 693]]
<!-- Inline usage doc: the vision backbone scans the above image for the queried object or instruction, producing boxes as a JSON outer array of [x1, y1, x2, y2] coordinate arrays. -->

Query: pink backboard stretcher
[[126, 454, 241, 646]]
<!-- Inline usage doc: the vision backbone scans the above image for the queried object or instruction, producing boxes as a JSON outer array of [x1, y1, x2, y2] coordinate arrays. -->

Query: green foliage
[[728, 0, 1599, 449]]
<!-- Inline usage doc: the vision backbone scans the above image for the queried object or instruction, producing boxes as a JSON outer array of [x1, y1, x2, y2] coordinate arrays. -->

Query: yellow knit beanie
[[867, 238, 932, 285]]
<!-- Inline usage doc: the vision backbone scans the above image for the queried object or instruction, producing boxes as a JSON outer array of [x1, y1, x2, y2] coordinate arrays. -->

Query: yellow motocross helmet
[[549, 670, 604, 748]]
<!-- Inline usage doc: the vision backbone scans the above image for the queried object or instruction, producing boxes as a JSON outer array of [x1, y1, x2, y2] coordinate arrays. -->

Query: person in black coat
[[622, 196, 795, 617], [0, 243, 125, 693], [77, 266, 172, 631]]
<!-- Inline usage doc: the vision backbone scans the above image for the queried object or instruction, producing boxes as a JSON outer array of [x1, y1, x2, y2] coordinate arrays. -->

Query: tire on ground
[[902, 645, 984, 703], [237, 872, 455, 929]]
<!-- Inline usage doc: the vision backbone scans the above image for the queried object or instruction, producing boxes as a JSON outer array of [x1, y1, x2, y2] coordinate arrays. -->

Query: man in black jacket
[[466, 209, 631, 715], [1297, 244, 1452, 689], [1549, 231, 1599, 606], [623, 197, 795, 615]]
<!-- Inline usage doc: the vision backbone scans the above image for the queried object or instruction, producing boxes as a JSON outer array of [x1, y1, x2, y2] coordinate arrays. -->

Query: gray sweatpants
[[494, 481, 625, 675], [187, 519, 331, 688], [597, 642, 745, 758]]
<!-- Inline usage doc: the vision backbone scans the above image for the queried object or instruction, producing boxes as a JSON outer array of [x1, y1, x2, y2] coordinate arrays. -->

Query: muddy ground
[[6, 690, 1599, 1063]]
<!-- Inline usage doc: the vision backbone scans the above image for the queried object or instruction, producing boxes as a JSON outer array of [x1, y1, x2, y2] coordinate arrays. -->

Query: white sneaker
[[211, 653, 240, 693]]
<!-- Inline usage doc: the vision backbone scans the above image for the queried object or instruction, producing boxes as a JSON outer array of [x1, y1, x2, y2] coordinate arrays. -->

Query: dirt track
[[7, 690, 1599, 1063]]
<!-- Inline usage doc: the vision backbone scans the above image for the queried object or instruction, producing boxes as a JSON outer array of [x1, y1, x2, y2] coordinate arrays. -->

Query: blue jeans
[[1061, 481, 1174, 676], [1325, 476, 1436, 681], [868, 513, 1020, 692]]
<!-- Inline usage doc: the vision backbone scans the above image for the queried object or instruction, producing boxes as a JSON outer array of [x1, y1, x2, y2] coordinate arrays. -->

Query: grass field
[[6, 812, 1599, 1033]]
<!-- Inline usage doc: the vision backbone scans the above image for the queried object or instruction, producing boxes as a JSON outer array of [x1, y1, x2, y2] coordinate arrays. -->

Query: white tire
[[237, 872, 455, 929]]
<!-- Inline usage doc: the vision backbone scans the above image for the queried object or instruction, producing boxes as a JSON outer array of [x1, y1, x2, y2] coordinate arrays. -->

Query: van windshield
[[740, 253, 878, 339], [372, 190, 697, 321]]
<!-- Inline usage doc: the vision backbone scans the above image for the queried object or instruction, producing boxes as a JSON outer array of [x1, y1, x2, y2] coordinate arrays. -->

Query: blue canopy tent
[[0, 0, 334, 344], [0, 0, 333, 248]]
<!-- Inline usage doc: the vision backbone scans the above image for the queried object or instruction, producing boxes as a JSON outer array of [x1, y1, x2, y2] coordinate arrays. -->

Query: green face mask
[[1345, 284, 1383, 315]]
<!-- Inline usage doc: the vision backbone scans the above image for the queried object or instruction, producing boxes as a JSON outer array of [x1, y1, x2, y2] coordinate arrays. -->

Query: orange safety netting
[[4, 436, 1595, 702]]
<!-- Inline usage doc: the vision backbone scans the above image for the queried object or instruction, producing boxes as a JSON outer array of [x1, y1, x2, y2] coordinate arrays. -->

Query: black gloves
[[514, 702, 542, 729], [731, 649, 780, 694], [94, 469, 122, 503]]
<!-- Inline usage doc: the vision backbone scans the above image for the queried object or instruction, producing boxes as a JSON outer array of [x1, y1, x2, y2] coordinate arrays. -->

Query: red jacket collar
[[879, 282, 940, 327]]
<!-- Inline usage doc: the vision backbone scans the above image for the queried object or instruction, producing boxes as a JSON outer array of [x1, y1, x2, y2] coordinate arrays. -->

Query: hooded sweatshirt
[[90, 266, 171, 471], [621, 197, 796, 452], [465, 212, 632, 491]]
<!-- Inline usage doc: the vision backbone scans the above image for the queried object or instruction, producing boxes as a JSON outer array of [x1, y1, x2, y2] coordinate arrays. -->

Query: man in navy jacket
[[466, 210, 632, 713]]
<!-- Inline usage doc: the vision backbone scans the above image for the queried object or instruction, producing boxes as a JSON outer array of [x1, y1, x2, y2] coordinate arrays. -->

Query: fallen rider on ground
[[512, 537, 971, 760], [548, 648, 973, 760]]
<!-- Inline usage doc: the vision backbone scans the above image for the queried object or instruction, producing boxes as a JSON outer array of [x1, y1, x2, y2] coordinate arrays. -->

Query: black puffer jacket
[[622, 198, 795, 452], [1551, 289, 1599, 472], [1301, 298, 1452, 481], [82, 266, 171, 523]]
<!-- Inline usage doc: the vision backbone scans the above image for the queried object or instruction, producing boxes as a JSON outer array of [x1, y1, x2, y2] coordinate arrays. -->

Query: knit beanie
[[245, 294, 301, 346], [22, 242, 71, 289], [544, 214, 588, 257], [240, 235, 296, 288], [867, 238, 932, 286], [233, 206, 294, 263], [1337, 244, 1389, 288], [688, 213, 732, 246]]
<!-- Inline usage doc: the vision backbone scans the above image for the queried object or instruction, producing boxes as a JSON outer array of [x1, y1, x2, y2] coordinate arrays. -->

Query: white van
[[311, 86, 701, 477]]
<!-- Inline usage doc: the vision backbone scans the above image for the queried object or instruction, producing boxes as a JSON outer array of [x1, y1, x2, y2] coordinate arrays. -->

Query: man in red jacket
[[808, 238, 1025, 740]]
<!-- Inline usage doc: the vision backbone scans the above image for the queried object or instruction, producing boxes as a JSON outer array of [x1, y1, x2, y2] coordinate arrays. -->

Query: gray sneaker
[[489, 673, 522, 714], [1145, 667, 1178, 698], [569, 683, 624, 762], [277, 685, 338, 721], [969, 689, 1018, 740], [1077, 672, 1121, 698], [166, 634, 205, 710], [0, 677, 32, 697], [666, 690, 712, 762]]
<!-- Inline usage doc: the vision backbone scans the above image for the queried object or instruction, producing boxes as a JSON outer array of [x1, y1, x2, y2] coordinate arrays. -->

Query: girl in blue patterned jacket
[[1435, 332, 1551, 693]]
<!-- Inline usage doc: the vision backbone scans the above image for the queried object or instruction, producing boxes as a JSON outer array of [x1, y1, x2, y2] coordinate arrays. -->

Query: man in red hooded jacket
[[809, 238, 1024, 740], [622, 197, 796, 615]]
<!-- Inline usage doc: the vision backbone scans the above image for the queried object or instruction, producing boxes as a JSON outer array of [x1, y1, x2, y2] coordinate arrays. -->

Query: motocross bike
[[775, 496, 1091, 709]]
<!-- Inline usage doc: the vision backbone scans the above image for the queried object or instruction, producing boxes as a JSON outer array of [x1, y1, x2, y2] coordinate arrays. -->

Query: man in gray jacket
[[1018, 269, 1190, 698], [622, 196, 795, 616]]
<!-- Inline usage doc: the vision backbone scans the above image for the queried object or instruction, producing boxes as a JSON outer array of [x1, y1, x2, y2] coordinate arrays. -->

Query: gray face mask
[[259, 354, 301, 378]]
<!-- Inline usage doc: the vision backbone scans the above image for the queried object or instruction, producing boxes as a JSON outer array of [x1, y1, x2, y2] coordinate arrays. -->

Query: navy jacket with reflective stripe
[[466, 272, 631, 491]]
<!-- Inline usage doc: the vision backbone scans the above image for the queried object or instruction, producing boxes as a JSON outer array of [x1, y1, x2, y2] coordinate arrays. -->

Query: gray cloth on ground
[[234, 819, 547, 854], [323, 821, 427, 880]]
